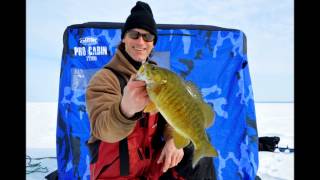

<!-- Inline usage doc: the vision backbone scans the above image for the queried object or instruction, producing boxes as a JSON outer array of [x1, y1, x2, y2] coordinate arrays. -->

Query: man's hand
[[120, 74, 150, 118], [157, 138, 184, 172]]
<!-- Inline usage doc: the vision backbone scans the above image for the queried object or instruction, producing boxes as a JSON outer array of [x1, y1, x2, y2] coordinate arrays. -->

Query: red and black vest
[[88, 112, 166, 180]]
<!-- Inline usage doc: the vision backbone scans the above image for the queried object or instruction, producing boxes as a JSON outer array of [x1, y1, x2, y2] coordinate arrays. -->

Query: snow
[[26, 102, 57, 149], [256, 103, 294, 180], [26, 102, 294, 180], [26, 148, 57, 180], [26, 102, 58, 180]]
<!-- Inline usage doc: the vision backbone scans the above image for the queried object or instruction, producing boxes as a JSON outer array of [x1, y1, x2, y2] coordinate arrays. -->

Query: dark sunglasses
[[127, 30, 155, 42]]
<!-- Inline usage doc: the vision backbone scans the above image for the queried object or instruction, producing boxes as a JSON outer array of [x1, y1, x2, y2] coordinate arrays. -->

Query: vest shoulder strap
[[104, 66, 127, 95], [103, 66, 129, 176]]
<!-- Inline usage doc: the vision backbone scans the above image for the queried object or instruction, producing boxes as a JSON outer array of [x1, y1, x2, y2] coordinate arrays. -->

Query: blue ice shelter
[[56, 22, 259, 180]]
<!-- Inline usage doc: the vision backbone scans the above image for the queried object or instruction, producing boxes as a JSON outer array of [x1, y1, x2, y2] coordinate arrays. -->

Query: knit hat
[[121, 1, 158, 45]]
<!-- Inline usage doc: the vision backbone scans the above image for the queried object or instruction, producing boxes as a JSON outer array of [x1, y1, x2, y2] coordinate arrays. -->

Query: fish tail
[[192, 143, 218, 168]]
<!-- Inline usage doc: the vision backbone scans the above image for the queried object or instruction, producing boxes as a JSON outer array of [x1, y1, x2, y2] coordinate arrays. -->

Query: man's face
[[122, 28, 154, 62]]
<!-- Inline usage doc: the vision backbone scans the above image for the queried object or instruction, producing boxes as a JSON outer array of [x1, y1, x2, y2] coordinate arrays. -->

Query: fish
[[136, 62, 218, 167]]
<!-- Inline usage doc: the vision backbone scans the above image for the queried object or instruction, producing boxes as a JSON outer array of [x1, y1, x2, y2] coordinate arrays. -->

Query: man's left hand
[[157, 138, 184, 172]]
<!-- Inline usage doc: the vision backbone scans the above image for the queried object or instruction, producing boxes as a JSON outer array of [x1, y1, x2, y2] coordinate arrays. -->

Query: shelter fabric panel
[[57, 22, 258, 180]]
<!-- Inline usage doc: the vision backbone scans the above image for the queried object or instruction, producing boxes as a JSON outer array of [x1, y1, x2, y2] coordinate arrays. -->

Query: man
[[86, 1, 184, 179]]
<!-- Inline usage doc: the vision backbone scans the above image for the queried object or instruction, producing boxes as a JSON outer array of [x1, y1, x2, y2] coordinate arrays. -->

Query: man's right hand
[[120, 74, 150, 118]]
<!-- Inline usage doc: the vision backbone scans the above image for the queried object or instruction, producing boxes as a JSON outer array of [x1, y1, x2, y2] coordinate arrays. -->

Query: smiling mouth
[[133, 46, 146, 51]]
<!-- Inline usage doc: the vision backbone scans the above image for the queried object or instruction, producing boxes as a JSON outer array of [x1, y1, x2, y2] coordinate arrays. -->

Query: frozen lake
[[26, 102, 294, 180]]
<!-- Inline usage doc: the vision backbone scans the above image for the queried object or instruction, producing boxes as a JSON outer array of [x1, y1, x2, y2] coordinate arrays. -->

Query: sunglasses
[[127, 30, 155, 42]]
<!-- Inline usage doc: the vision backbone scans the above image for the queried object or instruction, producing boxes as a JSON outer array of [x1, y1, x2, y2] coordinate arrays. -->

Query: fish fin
[[192, 142, 218, 168], [185, 81, 215, 128], [143, 101, 158, 114], [201, 102, 215, 128], [185, 81, 202, 100], [173, 130, 190, 149]]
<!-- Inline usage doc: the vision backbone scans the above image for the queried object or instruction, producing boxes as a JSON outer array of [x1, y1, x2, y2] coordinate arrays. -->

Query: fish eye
[[151, 66, 157, 70]]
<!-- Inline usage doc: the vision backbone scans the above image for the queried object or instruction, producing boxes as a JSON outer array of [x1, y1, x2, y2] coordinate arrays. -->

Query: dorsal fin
[[185, 81, 202, 100], [201, 102, 215, 128], [185, 81, 215, 128]]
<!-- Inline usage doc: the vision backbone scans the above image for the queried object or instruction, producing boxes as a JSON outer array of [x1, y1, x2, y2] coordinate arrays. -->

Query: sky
[[26, 0, 294, 102]]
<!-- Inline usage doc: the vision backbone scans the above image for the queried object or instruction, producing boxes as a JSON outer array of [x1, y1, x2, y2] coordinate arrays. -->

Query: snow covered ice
[[26, 102, 294, 180]]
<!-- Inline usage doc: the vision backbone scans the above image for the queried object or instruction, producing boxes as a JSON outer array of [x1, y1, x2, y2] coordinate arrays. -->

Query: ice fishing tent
[[57, 22, 259, 179]]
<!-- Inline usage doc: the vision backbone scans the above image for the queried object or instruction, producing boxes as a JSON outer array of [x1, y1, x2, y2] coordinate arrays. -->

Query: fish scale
[[159, 72, 202, 129], [157, 77, 205, 143]]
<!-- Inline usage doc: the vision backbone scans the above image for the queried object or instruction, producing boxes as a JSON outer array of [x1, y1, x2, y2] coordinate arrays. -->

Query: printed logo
[[79, 36, 98, 46]]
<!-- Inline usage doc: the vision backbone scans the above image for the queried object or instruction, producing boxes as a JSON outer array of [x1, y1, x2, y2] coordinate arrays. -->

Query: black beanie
[[121, 1, 157, 45]]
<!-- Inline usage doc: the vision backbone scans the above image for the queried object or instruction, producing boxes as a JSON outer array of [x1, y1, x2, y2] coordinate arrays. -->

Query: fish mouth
[[136, 73, 152, 83], [136, 63, 148, 81], [135, 73, 145, 81], [136, 67, 147, 80]]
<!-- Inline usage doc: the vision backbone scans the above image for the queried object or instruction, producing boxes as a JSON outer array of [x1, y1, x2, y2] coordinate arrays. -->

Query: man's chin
[[134, 56, 147, 62]]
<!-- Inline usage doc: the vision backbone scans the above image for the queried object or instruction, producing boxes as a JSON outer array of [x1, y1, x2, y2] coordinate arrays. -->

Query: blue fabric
[[57, 23, 259, 180]]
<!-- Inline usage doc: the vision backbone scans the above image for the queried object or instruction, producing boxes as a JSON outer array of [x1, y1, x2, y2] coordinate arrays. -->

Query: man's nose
[[136, 36, 145, 43]]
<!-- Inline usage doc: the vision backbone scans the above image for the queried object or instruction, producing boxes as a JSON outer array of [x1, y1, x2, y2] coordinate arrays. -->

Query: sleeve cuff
[[118, 103, 143, 121]]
